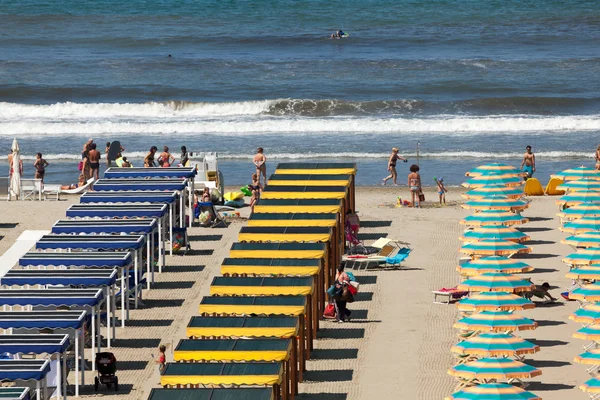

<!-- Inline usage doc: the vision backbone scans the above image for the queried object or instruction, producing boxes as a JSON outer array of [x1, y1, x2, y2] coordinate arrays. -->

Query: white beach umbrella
[[9, 138, 21, 199]]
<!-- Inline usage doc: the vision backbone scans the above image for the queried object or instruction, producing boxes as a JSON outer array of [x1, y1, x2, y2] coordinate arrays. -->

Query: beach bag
[[323, 303, 336, 319], [341, 286, 354, 303], [348, 285, 358, 296], [78, 161, 83, 171], [327, 285, 337, 297], [419, 193, 425, 202], [346, 271, 356, 282], [349, 281, 360, 291]]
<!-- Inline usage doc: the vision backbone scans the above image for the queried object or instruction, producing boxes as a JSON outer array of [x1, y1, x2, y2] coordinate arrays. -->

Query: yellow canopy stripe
[[185, 326, 298, 339], [268, 180, 350, 187], [247, 220, 336, 228], [238, 232, 332, 243], [229, 250, 325, 259], [275, 168, 356, 175], [199, 304, 305, 316], [161, 374, 282, 386], [174, 350, 289, 363], [253, 205, 342, 213], [210, 285, 313, 297], [261, 192, 346, 200]]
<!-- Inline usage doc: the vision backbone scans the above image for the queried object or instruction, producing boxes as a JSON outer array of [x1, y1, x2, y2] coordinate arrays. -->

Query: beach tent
[[0, 360, 50, 400], [229, 242, 332, 289], [0, 387, 30, 400], [0, 288, 108, 351], [254, 199, 343, 214], [274, 162, 357, 210], [0, 334, 70, 399], [94, 178, 187, 192], [19, 252, 133, 328], [2, 268, 118, 287], [199, 296, 313, 352], [148, 388, 274, 400], [221, 258, 321, 277], [50, 218, 163, 275], [161, 362, 287, 400], [260, 185, 349, 213], [210, 276, 317, 335], [103, 167, 196, 226], [174, 338, 297, 395], [0, 310, 89, 387], [267, 173, 353, 209]]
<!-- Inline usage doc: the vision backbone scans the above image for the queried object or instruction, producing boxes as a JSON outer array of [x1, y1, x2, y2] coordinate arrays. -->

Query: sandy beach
[[0, 187, 585, 399]]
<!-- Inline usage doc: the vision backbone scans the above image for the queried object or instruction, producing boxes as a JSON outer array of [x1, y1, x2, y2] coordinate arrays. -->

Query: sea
[[1, 0, 599, 187]]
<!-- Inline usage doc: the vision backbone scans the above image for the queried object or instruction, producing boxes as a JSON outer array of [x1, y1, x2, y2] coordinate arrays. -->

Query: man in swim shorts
[[88, 143, 101, 180], [521, 145, 535, 180], [253, 147, 267, 186]]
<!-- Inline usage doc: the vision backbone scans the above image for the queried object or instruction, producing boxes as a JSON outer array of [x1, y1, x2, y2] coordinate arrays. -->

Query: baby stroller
[[345, 225, 367, 254], [94, 352, 119, 392]]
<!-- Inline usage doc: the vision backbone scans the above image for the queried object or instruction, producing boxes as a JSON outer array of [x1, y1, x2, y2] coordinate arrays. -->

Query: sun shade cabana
[[0, 387, 30, 400], [456, 292, 535, 312], [460, 226, 530, 243], [253, 199, 343, 214], [445, 383, 541, 400], [462, 185, 523, 200], [160, 362, 288, 400], [450, 333, 539, 358], [221, 258, 321, 277], [174, 338, 298, 395], [0, 334, 71, 399], [553, 166, 600, 181], [20, 251, 132, 268], [261, 185, 347, 203], [148, 388, 274, 400], [0, 360, 51, 400], [1, 268, 118, 287], [267, 174, 353, 210], [457, 257, 533, 276], [454, 311, 537, 333], [460, 210, 529, 227], [94, 178, 187, 192]]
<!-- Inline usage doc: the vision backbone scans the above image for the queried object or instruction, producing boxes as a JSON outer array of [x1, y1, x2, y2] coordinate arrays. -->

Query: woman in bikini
[[33, 152, 49, 183], [407, 164, 422, 208], [144, 146, 158, 167], [158, 146, 175, 168], [382, 147, 406, 185]]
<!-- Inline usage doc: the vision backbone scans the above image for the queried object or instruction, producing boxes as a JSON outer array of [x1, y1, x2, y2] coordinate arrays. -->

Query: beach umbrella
[[9, 138, 21, 199], [460, 226, 530, 243], [573, 325, 600, 341], [462, 195, 529, 212], [570, 304, 600, 324], [575, 349, 600, 365], [463, 173, 523, 189], [460, 210, 529, 227], [456, 292, 535, 312], [457, 273, 533, 293], [558, 203, 600, 221], [580, 378, 600, 394], [557, 192, 600, 207], [466, 164, 524, 177], [558, 179, 600, 192], [560, 217, 600, 234], [570, 283, 600, 302], [457, 256, 533, 276], [449, 358, 541, 381], [562, 248, 600, 266], [554, 166, 600, 181], [463, 185, 524, 200], [454, 311, 537, 333], [566, 267, 600, 282], [459, 239, 531, 257], [445, 383, 541, 400], [562, 231, 600, 247], [450, 333, 539, 357]]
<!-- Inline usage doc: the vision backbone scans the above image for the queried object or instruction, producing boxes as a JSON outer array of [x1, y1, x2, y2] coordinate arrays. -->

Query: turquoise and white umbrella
[[454, 311, 537, 332], [554, 166, 600, 181], [450, 333, 539, 357], [580, 378, 600, 394], [457, 256, 533, 276], [558, 203, 600, 221], [462, 195, 529, 211], [558, 179, 600, 192], [456, 292, 535, 312], [460, 226, 530, 243], [459, 239, 532, 257], [570, 304, 600, 324], [562, 232, 600, 248], [463, 173, 523, 188], [449, 358, 541, 380], [466, 163, 524, 177], [575, 349, 600, 365], [463, 185, 524, 200], [557, 191, 600, 207], [560, 217, 600, 234], [457, 273, 533, 293], [570, 283, 600, 302], [460, 210, 529, 227], [445, 383, 541, 400]]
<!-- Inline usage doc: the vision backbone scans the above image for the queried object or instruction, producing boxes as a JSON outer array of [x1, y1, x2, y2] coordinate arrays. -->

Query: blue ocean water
[[0, 0, 599, 185]]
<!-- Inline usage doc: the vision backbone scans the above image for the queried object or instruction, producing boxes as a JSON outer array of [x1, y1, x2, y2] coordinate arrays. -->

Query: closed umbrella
[[460, 210, 529, 227], [9, 138, 21, 199], [450, 333, 539, 357], [457, 256, 533, 276], [463, 185, 524, 199], [460, 226, 530, 243], [445, 383, 541, 400], [456, 292, 535, 312], [457, 273, 533, 293]]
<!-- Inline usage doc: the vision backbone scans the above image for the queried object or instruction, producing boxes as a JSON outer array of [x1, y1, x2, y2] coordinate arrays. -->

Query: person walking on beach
[[521, 145, 535, 180], [595, 144, 600, 170], [88, 143, 101, 180], [158, 146, 175, 168], [382, 147, 407, 185], [33, 153, 49, 183], [144, 146, 158, 167], [253, 147, 267, 186], [408, 164, 422, 208], [435, 177, 447, 205], [333, 264, 352, 322]]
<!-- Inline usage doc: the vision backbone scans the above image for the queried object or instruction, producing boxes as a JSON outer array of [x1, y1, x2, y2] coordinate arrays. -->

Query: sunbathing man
[[253, 147, 267, 186]]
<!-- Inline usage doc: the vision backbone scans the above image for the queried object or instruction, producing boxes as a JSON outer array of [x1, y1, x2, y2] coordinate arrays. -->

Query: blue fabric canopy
[[0, 288, 104, 307], [80, 191, 178, 204], [0, 387, 30, 400], [0, 334, 70, 355], [66, 204, 168, 219], [94, 178, 187, 192], [51, 219, 157, 235], [0, 360, 51, 381], [36, 234, 146, 251], [2, 269, 118, 287], [0, 311, 87, 330], [20, 251, 132, 268], [104, 167, 196, 179]]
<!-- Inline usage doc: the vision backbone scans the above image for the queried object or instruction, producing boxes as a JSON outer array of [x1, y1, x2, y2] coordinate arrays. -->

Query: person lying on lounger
[[61, 174, 86, 190]]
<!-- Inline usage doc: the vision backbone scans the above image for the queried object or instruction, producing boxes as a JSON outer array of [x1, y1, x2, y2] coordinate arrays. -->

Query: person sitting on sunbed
[[61, 174, 86, 190]]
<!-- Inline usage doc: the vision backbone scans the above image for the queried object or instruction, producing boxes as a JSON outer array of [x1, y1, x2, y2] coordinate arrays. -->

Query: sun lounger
[[432, 287, 468, 304]]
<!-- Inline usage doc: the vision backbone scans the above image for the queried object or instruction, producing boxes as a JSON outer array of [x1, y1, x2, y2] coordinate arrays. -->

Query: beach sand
[[0, 187, 583, 399]]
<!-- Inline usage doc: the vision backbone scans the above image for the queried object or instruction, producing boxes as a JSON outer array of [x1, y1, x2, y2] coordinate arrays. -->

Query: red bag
[[78, 161, 84, 171], [323, 303, 336, 319], [348, 285, 358, 296]]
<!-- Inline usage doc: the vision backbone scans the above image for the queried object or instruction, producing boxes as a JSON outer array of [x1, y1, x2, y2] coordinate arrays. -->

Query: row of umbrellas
[[556, 167, 600, 397], [447, 163, 542, 400]]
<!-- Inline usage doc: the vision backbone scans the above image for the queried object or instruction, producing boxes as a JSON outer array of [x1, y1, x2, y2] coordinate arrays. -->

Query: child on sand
[[435, 177, 447, 205], [407, 164, 422, 208], [155, 345, 166, 374], [253, 147, 267, 186], [248, 173, 262, 208]]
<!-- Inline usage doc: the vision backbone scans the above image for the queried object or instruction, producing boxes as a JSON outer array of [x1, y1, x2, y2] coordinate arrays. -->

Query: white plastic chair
[[20, 179, 42, 201]]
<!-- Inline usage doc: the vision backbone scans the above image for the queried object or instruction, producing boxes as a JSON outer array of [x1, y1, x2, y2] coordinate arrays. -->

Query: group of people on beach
[[143, 145, 189, 168]]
